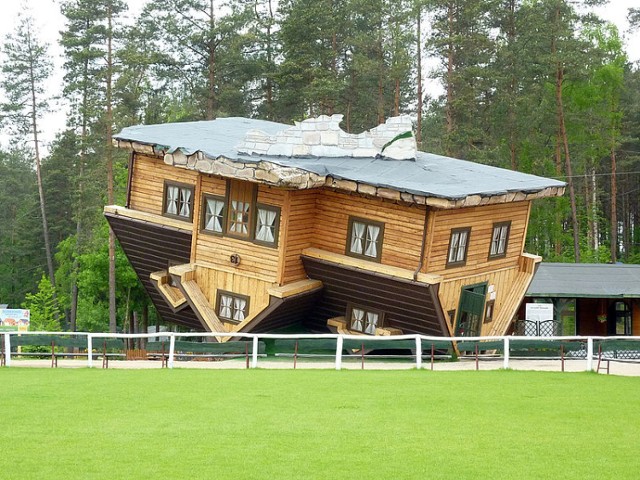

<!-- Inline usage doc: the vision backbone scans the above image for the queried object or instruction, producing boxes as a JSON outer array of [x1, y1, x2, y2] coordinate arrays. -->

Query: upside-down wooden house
[[105, 115, 565, 341]]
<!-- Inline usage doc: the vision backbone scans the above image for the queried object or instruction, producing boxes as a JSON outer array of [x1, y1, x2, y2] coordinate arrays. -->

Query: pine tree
[[60, 0, 128, 332], [141, 0, 254, 121], [0, 147, 43, 308], [0, 13, 57, 295]]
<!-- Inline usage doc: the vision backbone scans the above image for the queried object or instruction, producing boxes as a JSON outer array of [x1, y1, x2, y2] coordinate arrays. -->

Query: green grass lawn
[[0, 369, 638, 479]]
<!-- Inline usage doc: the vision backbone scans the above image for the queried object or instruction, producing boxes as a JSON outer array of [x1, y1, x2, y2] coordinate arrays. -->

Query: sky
[[0, 0, 638, 154]]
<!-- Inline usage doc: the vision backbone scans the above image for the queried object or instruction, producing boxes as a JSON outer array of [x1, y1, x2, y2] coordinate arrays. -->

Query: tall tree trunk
[[591, 169, 598, 251], [554, 132, 563, 256], [445, 1, 455, 155], [30, 67, 55, 291], [377, 33, 385, 125], [507, 0, 517, 170], [106, 2, 117, 332], [556, 69, 580, 262], [70, 53, 91, 332], [265, 0, 274, 119], [416, 8, 423, 147], [27, 26, 60, 323], [552, 5, 579, 262], [394, 79, 400, 116], [610, 139, 617, 263], [206, 0, 216, 120]]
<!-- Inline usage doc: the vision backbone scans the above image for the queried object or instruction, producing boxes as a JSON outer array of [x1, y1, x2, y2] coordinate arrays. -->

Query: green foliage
[[21, 275, 62, 331], [0, 12, 52, 139], [0, 147, 43, 307]]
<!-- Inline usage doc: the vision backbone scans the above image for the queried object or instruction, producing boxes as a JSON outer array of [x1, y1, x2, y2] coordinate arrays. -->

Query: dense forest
[[1, 0, 639, 332]]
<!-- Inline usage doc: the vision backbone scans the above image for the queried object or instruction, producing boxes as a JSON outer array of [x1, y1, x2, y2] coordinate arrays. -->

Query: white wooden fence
[[3, 331, 640, 371]]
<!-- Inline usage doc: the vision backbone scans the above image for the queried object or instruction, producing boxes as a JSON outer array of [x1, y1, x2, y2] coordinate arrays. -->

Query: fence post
[[87, 335, 93, 368], [168, 334, 176, 369], [503, 337, 510, 369], [335, 335, 343, 371], [4, 333, 11, 367], [586, 337, 593, 372], [251, 335, 259, 369], [415, 336, 422, 369]]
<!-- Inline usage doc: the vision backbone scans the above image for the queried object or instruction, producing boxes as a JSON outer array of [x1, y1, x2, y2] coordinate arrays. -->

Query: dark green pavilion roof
[[527, 263, 640, 299]]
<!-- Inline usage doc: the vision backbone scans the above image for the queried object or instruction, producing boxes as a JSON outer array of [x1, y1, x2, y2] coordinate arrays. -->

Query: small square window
[[489, 222, 511, 259], [163, 182, 194, 221], [202, 195, 226, 234], [447, 227, 471, 267], [216, 291, 250, 323], [254, 204, 280, 246], [347, 304, 384, 335], [346, 217, 385, 262]]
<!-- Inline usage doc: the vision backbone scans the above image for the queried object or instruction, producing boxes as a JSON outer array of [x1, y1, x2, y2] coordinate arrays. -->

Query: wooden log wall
[[425, 201, 531, 279], [194, 265, 271, 330], [194, 183, 286, 283], [437, 265, 528, 336], [312, 190, 427, 271], [129, 154, 198, 216], [279, 190, 317, 285]]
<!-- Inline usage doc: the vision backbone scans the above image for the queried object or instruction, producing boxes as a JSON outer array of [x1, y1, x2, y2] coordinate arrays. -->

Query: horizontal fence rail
[[2, 331, 640, 373]]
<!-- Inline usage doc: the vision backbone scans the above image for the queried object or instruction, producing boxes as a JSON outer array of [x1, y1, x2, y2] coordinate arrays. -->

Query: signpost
[[0, 309, 30, 332], [525, 303, 554, 336]]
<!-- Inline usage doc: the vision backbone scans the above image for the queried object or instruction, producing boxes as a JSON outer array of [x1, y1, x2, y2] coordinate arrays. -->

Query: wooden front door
[[455, 284, 487, 337]]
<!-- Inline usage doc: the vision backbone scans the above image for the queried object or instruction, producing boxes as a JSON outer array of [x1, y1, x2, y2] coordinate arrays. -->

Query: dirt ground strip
[[4, 357, 640, 376]]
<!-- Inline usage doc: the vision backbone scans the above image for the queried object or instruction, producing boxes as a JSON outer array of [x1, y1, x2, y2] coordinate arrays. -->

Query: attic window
[[447, 227, 470, 267], [346, 217, 384, 262], [163, 181, 194, 221]]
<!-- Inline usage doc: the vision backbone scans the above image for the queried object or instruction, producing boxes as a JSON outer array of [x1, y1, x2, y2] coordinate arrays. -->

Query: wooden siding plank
[[311, 190, 426, 270], [427, 201, 531, 280], [129, 153, 198, 216]]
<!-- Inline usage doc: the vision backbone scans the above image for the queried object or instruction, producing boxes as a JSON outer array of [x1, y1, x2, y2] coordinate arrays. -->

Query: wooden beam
[[268, 279, 323, 299], [301, 247, 442, 285], [104, 205, 192, 232], [275, 191, 292, 286], [190, 174, 203, 263], [150, 270, 187, 309]]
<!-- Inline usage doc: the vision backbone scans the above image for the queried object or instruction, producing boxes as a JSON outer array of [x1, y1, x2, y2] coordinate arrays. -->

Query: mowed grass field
[[0, 369, 638, 479]]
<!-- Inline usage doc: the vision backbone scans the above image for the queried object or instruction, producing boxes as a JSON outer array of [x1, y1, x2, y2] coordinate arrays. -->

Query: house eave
[[114, 138, 565, 208]]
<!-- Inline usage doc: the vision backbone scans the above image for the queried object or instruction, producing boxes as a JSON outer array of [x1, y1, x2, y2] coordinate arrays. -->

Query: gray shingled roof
[[115, 117, 566, 201], [527, 263, 640, 298]]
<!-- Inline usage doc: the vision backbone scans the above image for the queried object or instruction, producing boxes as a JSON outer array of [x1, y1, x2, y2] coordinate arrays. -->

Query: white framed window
[[347, 217, 384, 262], [254, 204, 280, 246], [447, 227, 470, 266], [202, 195, 225, 234], [489, 221, 510, 258], [163, 181, 194, 221], [348, 304, 384, 335], [217, 291, 250, 323]]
